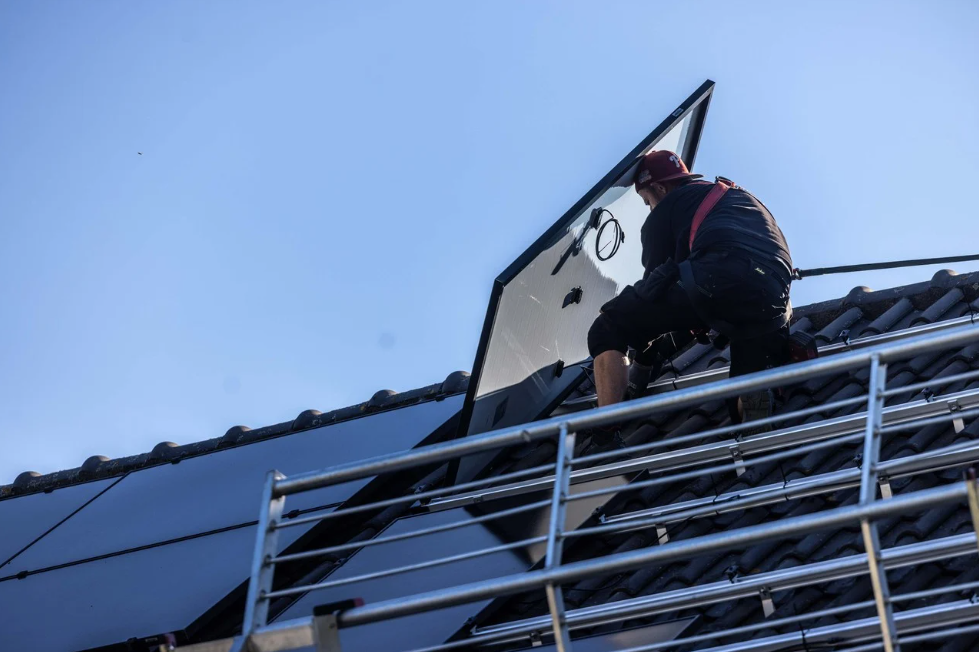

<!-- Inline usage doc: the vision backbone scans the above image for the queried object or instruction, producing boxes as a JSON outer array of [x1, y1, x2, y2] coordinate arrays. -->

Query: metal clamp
[[730, 446, 746, 476], [879, 476, 893, 499], [313, 612, 342, 652], [311, 600, 365, 652], [948, 399, 965, 433], [759, 587, 775, 618]]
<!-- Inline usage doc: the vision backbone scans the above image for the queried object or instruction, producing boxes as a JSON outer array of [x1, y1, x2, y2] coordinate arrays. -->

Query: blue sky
[[1, 1, 977, 481]]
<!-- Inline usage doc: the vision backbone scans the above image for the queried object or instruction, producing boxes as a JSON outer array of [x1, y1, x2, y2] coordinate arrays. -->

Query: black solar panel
[[0, 477, 116, 569], [274, 508, 528, 651], [0, 396, 463, 651], [0, 525, 255, 651], [2, 395, 462, 574]]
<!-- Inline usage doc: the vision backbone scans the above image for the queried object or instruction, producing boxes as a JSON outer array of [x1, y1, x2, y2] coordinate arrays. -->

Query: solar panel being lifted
[[453, 81, 714, 483], [0, 395, 463, 652]]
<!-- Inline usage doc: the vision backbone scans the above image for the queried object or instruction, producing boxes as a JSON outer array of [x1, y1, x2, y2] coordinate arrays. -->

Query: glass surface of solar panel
[[0, 478, 115, 569], [2, 396, 462, 574], [274, 508, 528, 651], [0, 526, 261, 652]]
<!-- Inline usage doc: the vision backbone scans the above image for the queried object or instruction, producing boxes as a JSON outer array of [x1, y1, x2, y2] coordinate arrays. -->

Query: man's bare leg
[[594, 350, 630, 407]]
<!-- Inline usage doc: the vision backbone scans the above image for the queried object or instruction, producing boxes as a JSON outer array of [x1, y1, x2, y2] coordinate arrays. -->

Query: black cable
[[594, 208, 624, 261], [794, 253, 979, 280], [665, 332, 680, 391]]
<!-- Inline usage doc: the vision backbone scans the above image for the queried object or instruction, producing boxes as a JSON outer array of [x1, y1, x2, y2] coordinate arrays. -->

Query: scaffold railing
[[178, 322, 979, 652]]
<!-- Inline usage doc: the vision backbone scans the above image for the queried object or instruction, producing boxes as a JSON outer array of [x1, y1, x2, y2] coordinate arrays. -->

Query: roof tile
[[911, 288, 966, 325], [857, 297, 914, 337], [813, 307, 864, 345]]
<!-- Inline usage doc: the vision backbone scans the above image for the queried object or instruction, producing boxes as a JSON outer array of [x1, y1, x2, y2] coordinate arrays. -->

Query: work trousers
[[587, 248, 792, 376]]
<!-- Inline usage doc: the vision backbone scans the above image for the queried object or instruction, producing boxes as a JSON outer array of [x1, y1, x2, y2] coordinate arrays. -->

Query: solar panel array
[[0, 395, 463, 651]]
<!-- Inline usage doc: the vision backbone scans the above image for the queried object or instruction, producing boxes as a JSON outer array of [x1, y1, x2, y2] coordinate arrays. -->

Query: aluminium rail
[[186, 322, 979, 652], [424, 385, 979, 511], [468, 531, 979, 645], [598, 437, 979, 535]]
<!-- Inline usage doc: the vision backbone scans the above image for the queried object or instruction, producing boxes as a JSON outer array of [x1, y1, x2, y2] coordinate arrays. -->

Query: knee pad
[[587, 313, 628, 359]]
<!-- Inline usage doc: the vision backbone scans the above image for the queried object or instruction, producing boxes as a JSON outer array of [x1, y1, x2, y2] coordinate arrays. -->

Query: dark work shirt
[[640, 181, 793, 279]]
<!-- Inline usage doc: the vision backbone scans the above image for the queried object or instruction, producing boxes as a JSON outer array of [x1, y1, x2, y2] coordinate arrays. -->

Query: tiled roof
[[467, 268, 979, 650], [177, 266, 979, 649], [7, 267, 979, 651], [1, 370, 471, 499]]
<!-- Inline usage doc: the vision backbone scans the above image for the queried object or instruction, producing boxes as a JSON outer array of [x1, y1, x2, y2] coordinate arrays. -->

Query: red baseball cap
[[633, 150, 702, 190]]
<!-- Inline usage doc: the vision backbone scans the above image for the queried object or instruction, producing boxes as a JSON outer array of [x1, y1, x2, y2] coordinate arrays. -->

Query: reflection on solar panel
[[0, 477, 117, 568], [266, 471, 631, 651], [454, 81, 714, 483], [0, 395, 463, 651], [2, 396, 462, 574], [273, 509, 528, 651], [0, 526, 256, 652]]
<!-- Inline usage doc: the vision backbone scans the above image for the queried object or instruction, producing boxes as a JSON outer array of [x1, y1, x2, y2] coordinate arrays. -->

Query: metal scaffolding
[[185, 322, 979, 652]]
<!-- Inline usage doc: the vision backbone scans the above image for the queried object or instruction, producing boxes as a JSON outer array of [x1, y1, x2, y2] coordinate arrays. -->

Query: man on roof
[[586, 150, 794, 422]]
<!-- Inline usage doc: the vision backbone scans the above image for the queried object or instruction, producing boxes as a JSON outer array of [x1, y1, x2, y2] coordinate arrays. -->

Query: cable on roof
[[665, 332, 680, 391], [793, 253, 979, 280], [796, 621, 810, 652]]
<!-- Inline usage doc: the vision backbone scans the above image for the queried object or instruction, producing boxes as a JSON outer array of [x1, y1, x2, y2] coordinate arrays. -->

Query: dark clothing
[[586, 265, 790, 420], [587, 180, 794, 381], [587, 283, 702, 360], [587, 248, 789, 359], [679, 247, 792, 335], [640, 182, 793, 280]]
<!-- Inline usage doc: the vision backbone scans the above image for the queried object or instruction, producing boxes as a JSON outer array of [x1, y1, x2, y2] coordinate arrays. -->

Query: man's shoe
[[589, 424, 625, 449], [737, 389, 774, 433], [624, 359, 663, 401]]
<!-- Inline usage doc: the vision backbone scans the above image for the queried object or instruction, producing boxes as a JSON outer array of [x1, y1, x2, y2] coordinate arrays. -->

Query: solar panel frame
[[452, 81, 715, 484]]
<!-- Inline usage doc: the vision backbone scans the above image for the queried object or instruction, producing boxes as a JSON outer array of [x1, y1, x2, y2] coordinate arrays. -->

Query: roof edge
[[2, 371, 471, 499], [7, 268, 979, 498], [793, 268, 979, 329]]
